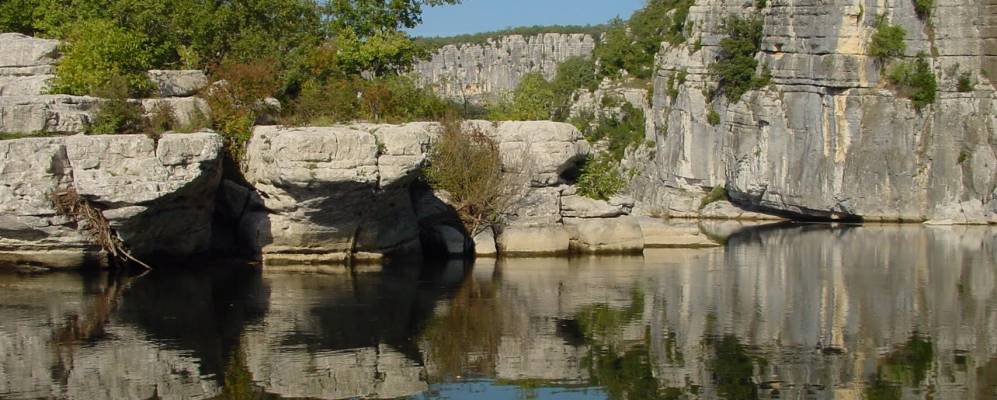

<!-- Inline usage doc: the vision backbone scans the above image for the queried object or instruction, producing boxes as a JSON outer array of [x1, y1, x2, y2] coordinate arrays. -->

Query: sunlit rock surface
[[0, 132, 223, 265], [627, 0, 997, 222], [413, 33, 596, 103]]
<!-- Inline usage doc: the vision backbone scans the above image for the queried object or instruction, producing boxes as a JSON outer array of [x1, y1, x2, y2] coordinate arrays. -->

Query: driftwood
[[50, 188, 153, 270]]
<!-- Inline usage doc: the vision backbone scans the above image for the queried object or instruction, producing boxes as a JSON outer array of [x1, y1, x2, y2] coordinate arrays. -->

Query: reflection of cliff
[[0, 271, 224, 400], [416, 225, 997, 399], [240, 267, 455, 399]]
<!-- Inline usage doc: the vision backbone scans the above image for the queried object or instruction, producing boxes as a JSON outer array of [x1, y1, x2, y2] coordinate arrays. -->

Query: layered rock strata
[[0, 132, 224, 267], [413, 33, 596, 103], [0, 33, 211, 136], [628, 0, 996, 223]]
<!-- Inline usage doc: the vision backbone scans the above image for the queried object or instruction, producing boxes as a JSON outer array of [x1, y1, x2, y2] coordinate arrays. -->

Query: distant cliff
[[412, 33, 596, 103]]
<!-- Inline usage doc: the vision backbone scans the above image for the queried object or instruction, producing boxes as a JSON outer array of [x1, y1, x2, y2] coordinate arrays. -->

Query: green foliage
[[699, 185, 728, 209], [584, 103, 647, 161], [569, 111, 597, 133], [957, 72, 974, 92], [593, 0, 694, 80], [488, 73, 558, 121], [414, 24, 607, 50], [869, 17, 907, 61], [146, 101, 178, 140], [88, 77, 148, 136], [755, 0, 767, 9], [358, 75, 453, 122], [707, 108, 721, 126], [709, 15, 767, 102], [576, 153, 627, 201], [49, 19, 154, 97], [425, 115, 509, 234], [886, 53, 937, 110], [912, 0, 933, 19], [666, 69, 688, 98], [205, 59, 281, 162]]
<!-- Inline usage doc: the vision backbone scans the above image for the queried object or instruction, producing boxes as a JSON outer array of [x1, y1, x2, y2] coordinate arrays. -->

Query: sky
[[407, 0, 646, 37]]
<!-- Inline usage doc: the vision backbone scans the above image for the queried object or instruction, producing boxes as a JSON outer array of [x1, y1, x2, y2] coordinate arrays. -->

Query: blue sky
[[408, 0, 646, 37]]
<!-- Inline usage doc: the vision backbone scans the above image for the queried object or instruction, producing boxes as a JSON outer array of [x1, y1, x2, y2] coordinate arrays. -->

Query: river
[[1, 223, 995, 399]]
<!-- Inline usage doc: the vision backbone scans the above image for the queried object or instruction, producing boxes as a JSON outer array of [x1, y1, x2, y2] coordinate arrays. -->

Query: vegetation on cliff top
[[414, 24, 607, 49], [2, 0, 463, 157]]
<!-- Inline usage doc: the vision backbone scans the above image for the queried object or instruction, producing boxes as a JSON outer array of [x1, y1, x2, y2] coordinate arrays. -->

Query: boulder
[[700, 201, 783, 220], [0, 95, 99, 134], [504, 186, 563, 227], [140, 97, 211, 129], [496, 226, 571, 255], [637, 217, 721, 249], [146, 70, 209, 97], [565, 217, 644, 254], [0, 74, 52, 96], [0, 132, 223, 266], [491, 121, 590, 186], [473, 227, 498, 257], [240, 125, 430, 264], [0, 33, 60, 68], [560, 194, 627, 218]]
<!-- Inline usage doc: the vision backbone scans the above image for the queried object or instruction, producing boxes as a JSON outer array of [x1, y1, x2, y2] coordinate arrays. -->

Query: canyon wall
[[413, 33, 596, 103], [627, 0, 996, 223]]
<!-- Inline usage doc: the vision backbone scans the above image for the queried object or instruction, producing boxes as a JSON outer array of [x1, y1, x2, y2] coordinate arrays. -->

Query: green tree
[[490, 73, 557, 121], [49, 19, 154, 96]]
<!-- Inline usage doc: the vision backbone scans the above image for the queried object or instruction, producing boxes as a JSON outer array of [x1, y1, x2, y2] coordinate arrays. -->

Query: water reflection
[[0, 224, 995, 399]]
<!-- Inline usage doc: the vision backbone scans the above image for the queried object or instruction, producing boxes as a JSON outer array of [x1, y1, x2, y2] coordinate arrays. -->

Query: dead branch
[[50, 188, 153, 270]]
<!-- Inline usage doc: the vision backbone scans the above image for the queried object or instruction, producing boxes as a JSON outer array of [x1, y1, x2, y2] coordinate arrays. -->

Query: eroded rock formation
[[0, 133, 223, 266], [627, 0, 997, 223], [413, 33, 596, 103]]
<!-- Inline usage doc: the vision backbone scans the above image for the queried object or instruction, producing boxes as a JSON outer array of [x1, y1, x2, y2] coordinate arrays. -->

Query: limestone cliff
[[0, 133, 223, 266], [628, 0, 996, 223], [413, 33, 596, 103]]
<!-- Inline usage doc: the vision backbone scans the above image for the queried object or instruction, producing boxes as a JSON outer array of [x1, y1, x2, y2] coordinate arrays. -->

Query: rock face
[[147, 70, 209, 97], [236, 121, 599, 263], [627, 0, 997, 223], [413, 34, 596, 103], [239, 124, 436, 265], [0, 33, 58, 97], [0, 95, 99, 134], [0, 132, 223, 266]]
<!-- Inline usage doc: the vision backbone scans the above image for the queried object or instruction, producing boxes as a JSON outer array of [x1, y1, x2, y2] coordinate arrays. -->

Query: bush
[[869, 17, 907, 61], [50, 19, 154, 97], [957, 72, 973, 92], [88, 77, 147, 135], [206, 59, 281, 162], [707, 108, 721, 126], [913, 0, 933, 19], [360, 75, 453, 122], [709, 15, 768, 102], [425, 115, 511, 234], [576, 153, 627, 200], [488, 73, 557, 121], [146, 101, 178, 140], [699, 185, 728, 209], [886, 53, 937, 110], [586, 103, 647, 161]]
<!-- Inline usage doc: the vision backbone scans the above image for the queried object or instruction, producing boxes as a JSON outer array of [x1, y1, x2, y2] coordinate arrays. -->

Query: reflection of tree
[[706, 335, 759, 400], [420, 275, 502, 381], [211, 344, 276, 400], [571, 289, 683, 400], [864, 333, 934, 400]]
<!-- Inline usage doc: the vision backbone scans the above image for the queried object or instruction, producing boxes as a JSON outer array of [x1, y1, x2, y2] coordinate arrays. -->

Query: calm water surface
[[1, 224, 996, 399]]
